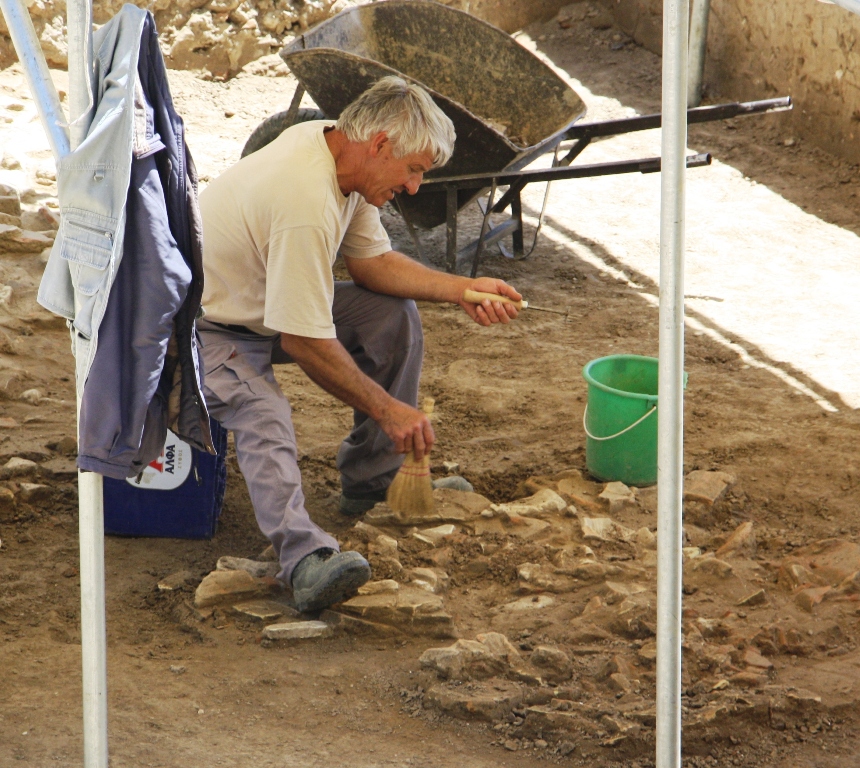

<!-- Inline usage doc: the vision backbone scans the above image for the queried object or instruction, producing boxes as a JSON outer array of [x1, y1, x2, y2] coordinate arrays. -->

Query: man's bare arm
[[279, 333, 434, 457], [344, 250, 522, 326]]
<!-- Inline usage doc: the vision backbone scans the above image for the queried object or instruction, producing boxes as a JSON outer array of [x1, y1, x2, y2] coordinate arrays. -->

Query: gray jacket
[[38, 4, 213, 478]]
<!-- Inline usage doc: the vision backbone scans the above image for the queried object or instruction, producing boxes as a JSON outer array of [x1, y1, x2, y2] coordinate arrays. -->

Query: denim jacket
[[38, 4, 213, 478]]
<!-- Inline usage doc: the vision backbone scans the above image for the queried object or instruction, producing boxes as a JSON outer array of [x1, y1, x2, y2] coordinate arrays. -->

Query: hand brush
[[386, 397, 435, 520], [462, 289, 570, 319]]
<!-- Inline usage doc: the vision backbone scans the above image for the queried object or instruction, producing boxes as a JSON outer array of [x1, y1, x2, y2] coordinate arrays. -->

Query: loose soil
[[2, 7, 860, 768]]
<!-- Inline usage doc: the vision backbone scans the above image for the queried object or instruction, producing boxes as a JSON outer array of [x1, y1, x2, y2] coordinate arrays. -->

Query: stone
[[216, 555, 279, 579], [492, 488, 566, 519], [581, 516, 635, 542], [0, 212, 21, 227], [425, 679, 524, 722], [262, 620, 331, 641], [0, 417, 18, 428], [339, 585, 454, 637], [683, 546, 703, 561], [517, 562, 577, 593], [795, 586, 831, 612], [349, 520, 385, 542], [419, 638, 511, 681], [357, 579, 399, 595], [368, 534, 399, 558], [635, 527, 656, 549], [836, 570, 860, 595], [158, 570, 199, 591], [716, 521, 756, 558], [530, 646, 572, 682], [230, 599, 298, 622], [743, 648, 773, 670], [778, 562, 818, 590], [0, 224, 54, 253], [637, 641, 657, 665], [783, 539, 860, 586], [319, 609, 403, 637], [737, 589, 768, 607], [501, 516, 551, 540], [730, 671, 767, 688], [433, 488, 492, 518], [53, 436, 77, 455], [194, 569, 267, 608], [409, 567, 447, 594], [0, 195, 21, 217], [3, 457, 39, 475], [498, 595, 556, 613], [599, 481, 637, 514], [20, 388, 43, 403], [17, 482, 50, 502], [690, 556, 733, 578], [683, 470, 735, 505], [0, 486, 15, 510], [608, 673, 633, 693], [602, 581, 647, 605], [412, 524, 456, 546]]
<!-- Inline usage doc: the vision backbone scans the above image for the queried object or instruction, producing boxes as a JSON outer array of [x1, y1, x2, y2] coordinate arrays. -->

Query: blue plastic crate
[[103, 419, 228, 539]]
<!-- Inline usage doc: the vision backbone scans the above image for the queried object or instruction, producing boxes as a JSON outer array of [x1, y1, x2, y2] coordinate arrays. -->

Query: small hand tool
[[462, 289, 570, 320]]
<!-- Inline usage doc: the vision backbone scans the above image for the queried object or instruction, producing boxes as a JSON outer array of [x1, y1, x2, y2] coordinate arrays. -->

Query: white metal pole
[[687, 0, 710, 108], [66, 2, 108, 768], [0, 0, 70, 159], [657, 0, 688, 765]]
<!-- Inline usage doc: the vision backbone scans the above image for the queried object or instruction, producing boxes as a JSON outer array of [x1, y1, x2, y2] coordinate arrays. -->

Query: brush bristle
[[387, 452, 434, 518]]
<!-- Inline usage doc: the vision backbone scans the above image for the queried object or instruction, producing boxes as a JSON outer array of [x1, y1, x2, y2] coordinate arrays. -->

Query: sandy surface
[[1, 7, 860, 768]]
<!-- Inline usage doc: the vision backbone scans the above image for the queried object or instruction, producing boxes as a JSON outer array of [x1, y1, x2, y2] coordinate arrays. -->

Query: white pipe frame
[[657, 0, 688, 766], [0, 0, 106, 766], [0, 0, 69, 158]]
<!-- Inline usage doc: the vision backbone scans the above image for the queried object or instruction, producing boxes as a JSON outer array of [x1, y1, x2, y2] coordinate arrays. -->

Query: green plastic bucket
[[582, 354, 685, 487]]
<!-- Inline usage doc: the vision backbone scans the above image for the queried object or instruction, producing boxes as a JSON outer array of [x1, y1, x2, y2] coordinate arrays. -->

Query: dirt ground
[[2, 6, 860, 768]]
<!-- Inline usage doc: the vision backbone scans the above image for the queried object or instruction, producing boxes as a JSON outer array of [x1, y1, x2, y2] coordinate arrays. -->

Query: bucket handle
[[583, 403, 657, 442]]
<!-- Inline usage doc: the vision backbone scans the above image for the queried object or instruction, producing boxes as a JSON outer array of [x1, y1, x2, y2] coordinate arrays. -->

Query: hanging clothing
[[37, 4, 213, 478]]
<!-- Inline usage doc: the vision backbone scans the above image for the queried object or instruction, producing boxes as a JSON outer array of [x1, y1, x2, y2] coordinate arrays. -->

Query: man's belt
[[210, 322, 270, 337]]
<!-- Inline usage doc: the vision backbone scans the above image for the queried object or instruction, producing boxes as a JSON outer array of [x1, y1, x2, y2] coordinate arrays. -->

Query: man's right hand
[[281, 332, 435, 459], [376, 398, 435, 459]]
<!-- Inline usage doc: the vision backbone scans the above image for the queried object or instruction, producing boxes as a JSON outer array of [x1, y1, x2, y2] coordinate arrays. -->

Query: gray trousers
[[198, 282, 423, 583]]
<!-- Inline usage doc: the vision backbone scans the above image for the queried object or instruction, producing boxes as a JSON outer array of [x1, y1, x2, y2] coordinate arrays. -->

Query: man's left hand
[[458, 277, 522, 326]]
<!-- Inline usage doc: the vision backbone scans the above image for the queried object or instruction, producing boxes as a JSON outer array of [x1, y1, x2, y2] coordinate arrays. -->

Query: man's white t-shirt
[[199, 120, 391, 337]]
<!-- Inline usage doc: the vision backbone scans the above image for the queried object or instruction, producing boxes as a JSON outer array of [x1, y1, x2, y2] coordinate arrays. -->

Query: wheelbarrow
[[244, 0, 791, 274]]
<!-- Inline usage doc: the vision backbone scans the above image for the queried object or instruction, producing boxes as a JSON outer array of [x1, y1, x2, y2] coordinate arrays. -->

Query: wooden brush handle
[[422, 397, 435, 417], [462, 289, 528, 310]]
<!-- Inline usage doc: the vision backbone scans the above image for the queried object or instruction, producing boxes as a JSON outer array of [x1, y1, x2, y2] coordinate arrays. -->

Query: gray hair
[[336, 76, 456, 168]]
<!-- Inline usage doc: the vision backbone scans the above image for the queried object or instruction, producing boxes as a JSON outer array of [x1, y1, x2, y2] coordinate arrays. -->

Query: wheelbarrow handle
[[462, 289, 528, 310]]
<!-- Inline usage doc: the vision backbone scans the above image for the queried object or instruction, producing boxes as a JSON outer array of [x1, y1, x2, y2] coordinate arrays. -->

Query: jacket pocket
[[59, 209, 117, 339]]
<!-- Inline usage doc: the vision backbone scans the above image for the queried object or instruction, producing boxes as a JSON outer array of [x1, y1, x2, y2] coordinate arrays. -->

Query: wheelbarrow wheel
[[241, 107, 327, 158]]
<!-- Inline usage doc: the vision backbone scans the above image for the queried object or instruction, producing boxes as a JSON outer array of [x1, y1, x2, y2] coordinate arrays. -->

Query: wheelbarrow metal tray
[[281, 0, 586, 229]]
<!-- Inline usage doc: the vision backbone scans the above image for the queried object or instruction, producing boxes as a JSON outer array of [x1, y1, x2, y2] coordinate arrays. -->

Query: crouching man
[[198, 76, 521, 612]]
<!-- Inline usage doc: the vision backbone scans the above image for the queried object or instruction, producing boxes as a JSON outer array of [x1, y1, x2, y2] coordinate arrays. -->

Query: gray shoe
[[432, 475, 474, 492], [290, 548, 371, 613]]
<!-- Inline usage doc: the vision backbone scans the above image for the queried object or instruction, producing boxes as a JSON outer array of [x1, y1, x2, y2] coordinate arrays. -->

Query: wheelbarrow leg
[[511, 189, 524, 259], [446, 185, 458, 273]]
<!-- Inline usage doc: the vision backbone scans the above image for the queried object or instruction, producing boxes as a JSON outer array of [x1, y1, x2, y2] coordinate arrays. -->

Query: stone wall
[[0, 0, 569, 78], [601, 0, 860, 163]]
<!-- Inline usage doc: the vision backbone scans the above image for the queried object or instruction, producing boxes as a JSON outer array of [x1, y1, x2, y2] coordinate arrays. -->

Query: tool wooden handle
[[462, 289, 528, 310], [422, 396, 435, 417]]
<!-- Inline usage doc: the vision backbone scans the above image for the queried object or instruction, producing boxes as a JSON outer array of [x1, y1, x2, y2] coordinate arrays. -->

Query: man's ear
[[368, 131, 389, 158]]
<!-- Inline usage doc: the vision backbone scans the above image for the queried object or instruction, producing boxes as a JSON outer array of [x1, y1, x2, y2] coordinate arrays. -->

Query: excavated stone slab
[[262, 620, 331, 641], [683, 470, 736, 505], [230, 599, 298, 622], [599, 481, 637, 514], [426, 680, 523, 722], [194, 569, 268, 608], [716, 521, 757, 558], [492, 488, 567, 519]]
